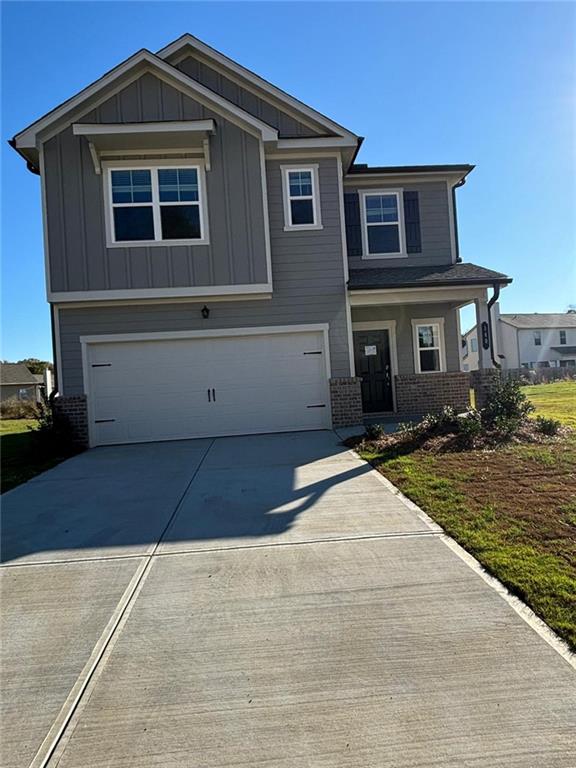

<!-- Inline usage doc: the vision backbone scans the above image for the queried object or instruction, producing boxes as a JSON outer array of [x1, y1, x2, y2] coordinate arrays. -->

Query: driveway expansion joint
[[27, 438, 216, 768]]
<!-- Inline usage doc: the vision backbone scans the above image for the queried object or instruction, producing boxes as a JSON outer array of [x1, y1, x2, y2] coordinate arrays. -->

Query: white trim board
[[49, 283, 273, 303], [80, 323, 331, 346], [359, 188, 406, 260], [349, 286, 489, 307], [411, 317, 447, 374], [53, 293, 273, 310], [101, 159, 210, 248], [280, 164, 323, 232]]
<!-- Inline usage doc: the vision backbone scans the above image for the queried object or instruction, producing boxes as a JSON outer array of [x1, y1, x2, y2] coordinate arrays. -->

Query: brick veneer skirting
[[470, 368, 501, 409], [395, 372, 471, 416], [52, 395, 89, 447], [329, 377, 363, 428]]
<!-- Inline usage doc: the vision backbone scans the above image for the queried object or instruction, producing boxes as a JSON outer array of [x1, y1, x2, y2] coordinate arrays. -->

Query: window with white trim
[[282, 166, 321, 230], [559, 330, 567, 345], [534, 330, 542, 346], [361, 190, 405, 257], [412, 320, 446, 373], [106, 164, 208, 245]]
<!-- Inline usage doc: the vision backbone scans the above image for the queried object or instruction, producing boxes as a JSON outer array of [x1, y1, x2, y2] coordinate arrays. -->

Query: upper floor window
[[360, 189, 406, 258], [105, 163, 209, 247], [534, 330, 542, 346], [281, 166, 322, 231], [470, 337, 478, 353], [412, 319, 446, 373], [560, 330, 567, 345]]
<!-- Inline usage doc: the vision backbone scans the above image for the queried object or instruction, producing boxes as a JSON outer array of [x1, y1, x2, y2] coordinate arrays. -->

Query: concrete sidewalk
[[1, 431, 574, 767]]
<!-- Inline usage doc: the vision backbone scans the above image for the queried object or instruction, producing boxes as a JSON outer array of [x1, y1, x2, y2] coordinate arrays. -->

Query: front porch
[[332, 266, 510, 427]]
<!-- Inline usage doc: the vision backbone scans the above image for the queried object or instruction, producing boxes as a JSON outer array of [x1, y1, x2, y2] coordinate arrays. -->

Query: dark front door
[[353, 330, 393, 413]]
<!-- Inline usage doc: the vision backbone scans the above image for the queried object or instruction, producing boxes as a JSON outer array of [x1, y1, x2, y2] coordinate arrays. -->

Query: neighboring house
[[10, 33, 511, 447], [493, 309, 576, 370], [0, 363, 43, 403], [461, 327, 479, 372]]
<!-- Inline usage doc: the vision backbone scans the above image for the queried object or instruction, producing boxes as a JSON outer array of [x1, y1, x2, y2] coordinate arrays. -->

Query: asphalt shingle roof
[[500, 313, 576, 329], [348, 262, 512, 291], [0, 363, 38, 386]]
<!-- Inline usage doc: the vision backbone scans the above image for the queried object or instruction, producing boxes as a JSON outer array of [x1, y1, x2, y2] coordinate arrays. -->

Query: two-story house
[[11, 33, 512, 447], [494, 309, 576, 370]]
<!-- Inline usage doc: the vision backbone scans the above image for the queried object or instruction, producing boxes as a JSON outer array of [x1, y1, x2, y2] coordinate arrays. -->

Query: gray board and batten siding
[[58, 156, 353, 395], [174, 55, 326, 138], [344, 181, 454, 269], [43, 73, 269, 295]]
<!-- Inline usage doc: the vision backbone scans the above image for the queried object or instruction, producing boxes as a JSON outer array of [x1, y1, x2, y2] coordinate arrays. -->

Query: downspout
[[487, 283, 501, 368], [452, 178, 466, 263], [49, 305, 59, 398]]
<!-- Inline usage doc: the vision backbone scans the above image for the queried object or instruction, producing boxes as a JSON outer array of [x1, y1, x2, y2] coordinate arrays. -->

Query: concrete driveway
[[1, 431, 574, 767]]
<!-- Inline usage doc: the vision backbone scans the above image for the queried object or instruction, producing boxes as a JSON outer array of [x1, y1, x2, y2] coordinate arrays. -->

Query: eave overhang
[[72, 120, 217, 173]]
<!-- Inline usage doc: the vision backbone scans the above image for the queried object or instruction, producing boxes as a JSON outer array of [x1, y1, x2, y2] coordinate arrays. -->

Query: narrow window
[[413, 321, 445, 373], [534, 331, 542, 346], [158, 169, 201, 240], [560, 330, 567, 345], [361, 190, 405, 257], [470, 337, 478, 353], [282, 167, 321, 229], [110, 170, 154, 242], [107, 165, 207, 245]]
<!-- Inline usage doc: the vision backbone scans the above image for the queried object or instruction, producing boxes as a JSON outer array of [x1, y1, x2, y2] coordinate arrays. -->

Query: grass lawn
[[521, 381, 576, 428], [0, 418, 78, 494], [358, 435, 576, 651]]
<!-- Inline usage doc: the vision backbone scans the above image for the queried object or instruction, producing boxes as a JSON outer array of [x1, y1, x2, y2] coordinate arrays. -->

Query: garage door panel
[[87, 330, 331, 445]]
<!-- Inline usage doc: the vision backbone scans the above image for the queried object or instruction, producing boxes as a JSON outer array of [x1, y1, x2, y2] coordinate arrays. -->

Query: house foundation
[[329, 377, 363, 428], [394, 372, 471, 417], [52, 395, 89, 447]]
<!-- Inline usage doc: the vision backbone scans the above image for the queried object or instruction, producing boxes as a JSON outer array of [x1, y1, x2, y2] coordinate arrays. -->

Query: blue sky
[[2, 1, 574, 361]]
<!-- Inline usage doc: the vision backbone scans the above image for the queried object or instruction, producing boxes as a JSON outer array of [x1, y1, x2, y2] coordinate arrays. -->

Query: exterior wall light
[[201, 305, 210, 319]]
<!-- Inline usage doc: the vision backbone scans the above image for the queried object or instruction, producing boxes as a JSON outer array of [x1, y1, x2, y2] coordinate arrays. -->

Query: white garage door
[[85, 328, 331, 446]]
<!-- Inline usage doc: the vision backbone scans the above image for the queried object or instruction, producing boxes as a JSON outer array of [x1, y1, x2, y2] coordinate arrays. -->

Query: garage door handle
[[207, 388, 211, 402], [212, 388, 216, 402]]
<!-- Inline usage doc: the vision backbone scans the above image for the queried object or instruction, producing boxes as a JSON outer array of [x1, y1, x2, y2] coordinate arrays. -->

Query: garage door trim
[[80, 324, 332, 447]]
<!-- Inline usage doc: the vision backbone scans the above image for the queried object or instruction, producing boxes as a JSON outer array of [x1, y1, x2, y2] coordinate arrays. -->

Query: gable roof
[[348, 262, 512, 291], [156, 33, 358, 141], [0, 363, 38, 386], [11, 34, 360, 172], [500, 313, 576, 329], [10, 48, 280, 170]]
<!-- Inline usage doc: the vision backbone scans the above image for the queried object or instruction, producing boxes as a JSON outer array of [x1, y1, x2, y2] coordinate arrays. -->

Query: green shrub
[[457, 409, 483, 444], [0, 398, 39, 419], [482, 379, 534, 437], [365, 423, 386, 440], [534, 415, 562, 436], [30, 398, 75, 453]]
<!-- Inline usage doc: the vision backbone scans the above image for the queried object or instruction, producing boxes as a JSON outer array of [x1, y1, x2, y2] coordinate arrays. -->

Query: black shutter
[[403, 191, 422, 253], [344, 193, 362, 257]]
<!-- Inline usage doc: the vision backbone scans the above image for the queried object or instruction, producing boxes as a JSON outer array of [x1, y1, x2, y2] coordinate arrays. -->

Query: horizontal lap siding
[[58, 157, 351, 393], [352, 302, 461, 374], [346, 181, 453, 269], [44, 73, 268, 294]]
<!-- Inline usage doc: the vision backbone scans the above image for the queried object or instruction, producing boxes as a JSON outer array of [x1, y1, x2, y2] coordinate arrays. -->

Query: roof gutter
[[487, 282, 501, 369], [7, 138, 39, 175]]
